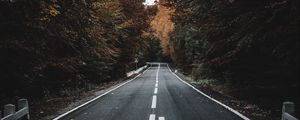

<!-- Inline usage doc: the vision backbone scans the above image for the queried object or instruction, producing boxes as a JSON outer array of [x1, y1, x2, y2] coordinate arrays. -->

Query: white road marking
[[151, 95, 157, 108], [149, 114, 156, 120], [156, 64, 160, 81], [154, 88, 158, 94], [166, 64, 250, 120], [159, 117, 165, 120], [155, 83, 158, 87], [53, 66, 151, 120]]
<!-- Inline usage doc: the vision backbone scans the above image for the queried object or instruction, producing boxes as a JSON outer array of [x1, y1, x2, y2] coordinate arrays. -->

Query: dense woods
[[0, 0, 160, 106], [1, 0, 299, 119], [165, 0, 299, 117]]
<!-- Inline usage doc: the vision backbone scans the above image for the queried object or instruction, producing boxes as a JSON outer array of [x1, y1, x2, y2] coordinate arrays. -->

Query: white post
[[18, 99, 30, 119], [4, 104, 15, 116], [17, 99, 28, 110], [282, 101, 295, 120]]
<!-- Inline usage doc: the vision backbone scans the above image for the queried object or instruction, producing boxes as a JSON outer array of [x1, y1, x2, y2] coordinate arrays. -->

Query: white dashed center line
[[151, 95, 157, 108], [149, 114, 155, 120], [159, 117, 165, 120], [149, 64, 165, 120], [154, 88, 158, 94], [156, 64, 160, 81]]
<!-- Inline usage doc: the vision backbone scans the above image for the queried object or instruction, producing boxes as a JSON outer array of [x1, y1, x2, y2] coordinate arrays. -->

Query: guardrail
[[0, 99, 30, 120], [282, 101, 298, 120], [126, 65, 148, 77]]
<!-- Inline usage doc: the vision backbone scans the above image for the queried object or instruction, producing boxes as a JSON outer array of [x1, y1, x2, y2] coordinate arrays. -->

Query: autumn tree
[[0, 0, 158, 103]]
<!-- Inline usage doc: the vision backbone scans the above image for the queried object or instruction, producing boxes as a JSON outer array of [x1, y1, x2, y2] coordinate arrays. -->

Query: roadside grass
[[31, 80, 127, 120], [175, 71, 274, 120]]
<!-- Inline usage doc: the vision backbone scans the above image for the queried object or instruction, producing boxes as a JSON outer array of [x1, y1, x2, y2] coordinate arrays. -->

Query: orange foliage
[[151, 5, 174, 57]]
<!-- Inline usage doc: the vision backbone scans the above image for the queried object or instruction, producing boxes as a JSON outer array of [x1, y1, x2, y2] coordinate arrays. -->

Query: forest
[[0, 0, 299, 119], [0, 0, 161, 117], [164, 0, 299, 118]]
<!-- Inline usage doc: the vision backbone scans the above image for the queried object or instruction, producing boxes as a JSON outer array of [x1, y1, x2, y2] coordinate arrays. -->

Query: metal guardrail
[[282, 101, 298, 120], [0, 99, 30, 120], [126, 65, 148, 77]]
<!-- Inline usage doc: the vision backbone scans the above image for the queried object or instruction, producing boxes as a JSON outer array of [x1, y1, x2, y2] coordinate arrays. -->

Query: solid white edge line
[[158, 117, 165, 120], [166, 64, 250, 120], [154, 88, 158, 94], [149, 114, 156, 120], [151, 95, 157, 109], [53, 65, 151, 120]]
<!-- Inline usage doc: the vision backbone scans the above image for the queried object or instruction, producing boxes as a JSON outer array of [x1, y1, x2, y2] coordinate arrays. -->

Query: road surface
[[58, 63, 244, 120]]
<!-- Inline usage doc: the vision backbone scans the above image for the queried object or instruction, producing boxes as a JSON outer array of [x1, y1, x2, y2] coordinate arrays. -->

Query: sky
[[143, 0, 157, 6]]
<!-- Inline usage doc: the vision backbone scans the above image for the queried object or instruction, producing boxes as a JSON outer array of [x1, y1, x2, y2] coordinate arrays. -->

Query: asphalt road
[[59, 63, 244, 120]]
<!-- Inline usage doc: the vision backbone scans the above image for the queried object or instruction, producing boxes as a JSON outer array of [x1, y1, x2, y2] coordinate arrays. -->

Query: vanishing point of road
[[56, 63, 245, 120]]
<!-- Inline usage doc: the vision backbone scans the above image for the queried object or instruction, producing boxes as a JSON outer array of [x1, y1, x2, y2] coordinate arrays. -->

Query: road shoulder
[[172, 70, 272, 120], [33, 69, 148, 120]]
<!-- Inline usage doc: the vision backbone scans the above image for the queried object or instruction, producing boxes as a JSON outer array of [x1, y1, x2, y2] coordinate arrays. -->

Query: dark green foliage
[[167, 0, 299, 86], [166, 0, 299, 117], [143, 36, 163, 62], [0, 0, 158, 100]]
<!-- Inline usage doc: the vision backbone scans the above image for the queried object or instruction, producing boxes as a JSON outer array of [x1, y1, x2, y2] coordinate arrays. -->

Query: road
[[58, 63, 244, 120]]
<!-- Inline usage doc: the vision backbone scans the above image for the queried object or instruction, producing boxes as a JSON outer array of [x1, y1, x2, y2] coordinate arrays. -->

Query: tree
[[0, 0, 157, 100], [165, 0, 299, 86]]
